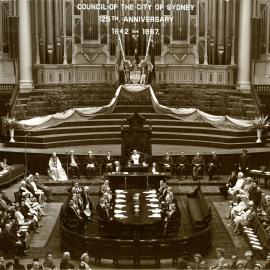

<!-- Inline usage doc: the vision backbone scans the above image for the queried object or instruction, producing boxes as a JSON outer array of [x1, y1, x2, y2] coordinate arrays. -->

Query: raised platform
[[5, 105, 262, 149]]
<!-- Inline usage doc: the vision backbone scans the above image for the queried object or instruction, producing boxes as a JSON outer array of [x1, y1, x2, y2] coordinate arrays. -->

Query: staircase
[[7, 83, 260, 149]]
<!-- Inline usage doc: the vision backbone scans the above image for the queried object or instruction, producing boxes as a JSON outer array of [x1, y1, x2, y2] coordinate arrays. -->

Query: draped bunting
[[19, 84, 253, 131]]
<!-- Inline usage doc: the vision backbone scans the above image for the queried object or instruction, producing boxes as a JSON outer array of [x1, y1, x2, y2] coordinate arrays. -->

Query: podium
[[121, 113, 152, 165]]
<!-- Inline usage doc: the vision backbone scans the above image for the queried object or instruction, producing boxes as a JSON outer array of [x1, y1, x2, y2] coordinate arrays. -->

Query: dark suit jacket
[[81, 192, 93, 211], [103, 156, 114, 165], [96, 203, 110, 223], [239, 154, 250, 169], [161, 156, 173, 166], [177, 156, 189, 165]]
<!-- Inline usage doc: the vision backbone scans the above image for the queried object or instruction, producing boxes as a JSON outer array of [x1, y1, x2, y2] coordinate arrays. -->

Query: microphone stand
[[99, 150, 102, 182], [24, 133, 30, 177]]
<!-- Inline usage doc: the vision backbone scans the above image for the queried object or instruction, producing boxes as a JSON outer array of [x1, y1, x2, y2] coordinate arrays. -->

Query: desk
[[103, 172, 171, 190], [249, 170, 270, 188], [0, 164, 25, 187]]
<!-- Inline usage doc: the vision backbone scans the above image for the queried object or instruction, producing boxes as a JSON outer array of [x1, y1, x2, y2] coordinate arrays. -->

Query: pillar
[[18, 0, 33, 92], [237, 0, 251, 92], [46, 0, 54, 64], [0, 8, 3, 54], [217, 0, 225, 64], [35, 0, 40, 64]]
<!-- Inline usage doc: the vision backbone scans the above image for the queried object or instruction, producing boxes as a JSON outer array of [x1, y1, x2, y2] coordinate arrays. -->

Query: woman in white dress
[[48, 152, 68, 181]]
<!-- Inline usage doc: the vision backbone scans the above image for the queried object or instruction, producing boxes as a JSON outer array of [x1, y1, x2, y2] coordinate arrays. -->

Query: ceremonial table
[[0, 164, 25, 187], [103, 172, 171, 190], [249, 170, 270, 188], [110, 189, 163, 238]]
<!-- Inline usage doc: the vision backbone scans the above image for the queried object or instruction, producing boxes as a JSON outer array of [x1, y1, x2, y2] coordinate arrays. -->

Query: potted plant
[[252, 115, 270, 143], [3, 115, 22, 143]]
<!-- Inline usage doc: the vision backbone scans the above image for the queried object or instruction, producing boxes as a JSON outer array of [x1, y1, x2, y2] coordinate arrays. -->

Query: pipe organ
[[0, 0, 270, 87]]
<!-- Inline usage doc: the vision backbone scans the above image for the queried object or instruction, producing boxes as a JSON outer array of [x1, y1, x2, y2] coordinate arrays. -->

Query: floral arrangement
[[252, 114, 270, 129], [3, 116, 22, 129]]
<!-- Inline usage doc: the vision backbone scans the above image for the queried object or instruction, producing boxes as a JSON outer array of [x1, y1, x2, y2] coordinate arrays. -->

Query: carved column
[[39, 0, 46, 63], [18, 0, 33, 92], [237, 0, 252, 92], [230, 0, 236, 65], [34, 0, 40, 64], [63, 0, 67, 64], [210, 0, 217, 64], [204, 0, 208, 65], [0, 8, 3, 54], [54, 0, 61, 64]]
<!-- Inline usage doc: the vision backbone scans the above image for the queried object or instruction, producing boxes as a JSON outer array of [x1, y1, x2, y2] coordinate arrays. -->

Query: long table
[[249, 170, 270, 188], [103, 172, 171, 190], [0, 164, 25, 187]]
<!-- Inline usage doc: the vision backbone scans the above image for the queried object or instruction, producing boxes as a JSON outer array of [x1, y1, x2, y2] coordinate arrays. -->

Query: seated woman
[[48, 152, 68, 181]]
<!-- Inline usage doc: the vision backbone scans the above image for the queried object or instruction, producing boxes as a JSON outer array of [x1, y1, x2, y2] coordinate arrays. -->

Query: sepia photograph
[[0, 0, 270, 269]]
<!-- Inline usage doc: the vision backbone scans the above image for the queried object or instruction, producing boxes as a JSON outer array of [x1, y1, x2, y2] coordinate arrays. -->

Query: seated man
[[161, 152, 173, 172], [68, 150, 80, 179], [103, 151, 114, 173], [192, 152, 204, 180], [113, 160, 121, 173], [129, 150, 141, 165], [176, 151, 189, 179], [34, 173, 53, 202], [65, 199, 85, 232], [85, 151, 97, 178], [27, 175, 45, 204], [220, 171, 237, 199], [0, 158, 10, 171], [99, 179, 111, 197], [81, 186, 93, 218], [149, 162, 159, 174], [230, 195, 249, 223], [207, 151, 220, 181]]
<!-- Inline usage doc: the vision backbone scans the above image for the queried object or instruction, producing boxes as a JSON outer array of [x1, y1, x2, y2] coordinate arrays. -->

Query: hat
[[216, 248, 225, 256], [70, 150, 74, 153], [88, 151, 92, 154], [245, 250, 253, 257], [194, 253, 202, 260], [240, 194, 249, 199], [266, 253, 270, 260], [236, 260, 245, 267], [266, 195, 270, 201], [255, 264, 262, 269], [248, 201, 255, 206], [80, 253, 88, 261]]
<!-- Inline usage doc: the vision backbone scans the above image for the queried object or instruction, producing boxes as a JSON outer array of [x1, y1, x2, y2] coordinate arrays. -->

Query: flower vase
[[9, 127, 15, 142], [256, 128, 263, 143]]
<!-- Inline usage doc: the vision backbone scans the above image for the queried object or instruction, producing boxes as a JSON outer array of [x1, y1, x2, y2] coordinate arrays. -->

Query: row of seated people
[[95, 179, 181, 236], [47, 148, 252, 182], [0, 251, 92, 270], [219, 170, 270, 256], [0, 174, 50, 256], [3, 248, 270, 270], [50, 150, 220, 181]]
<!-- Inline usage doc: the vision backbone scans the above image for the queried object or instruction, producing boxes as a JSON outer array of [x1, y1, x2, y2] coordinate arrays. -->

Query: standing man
[[68, 150, 80, 179], [85, 151, 97, 179], [176, 151, 189, 180], [207, 151, 220, 181], [192, 152, 204, 180], [130, 150, 141, 165], [239, 149, 250, 176]]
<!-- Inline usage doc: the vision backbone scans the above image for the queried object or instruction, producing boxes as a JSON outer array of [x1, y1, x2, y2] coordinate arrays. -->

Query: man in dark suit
[[207, 151, 220, 181], [96, 198, 110, 228], [68, 150, 80, 179], [191, 152, 204, 180], [239, 149, 250, 175], [60, 252, 75, 270], [176, 151, 189, 179], [161, 152, 173, 172], [65, 199, 85, 232], [85, 151, 97, 178], [34, 173, 53, 202], [103, 151, 114, 173], [164, 203, 181, 235]]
